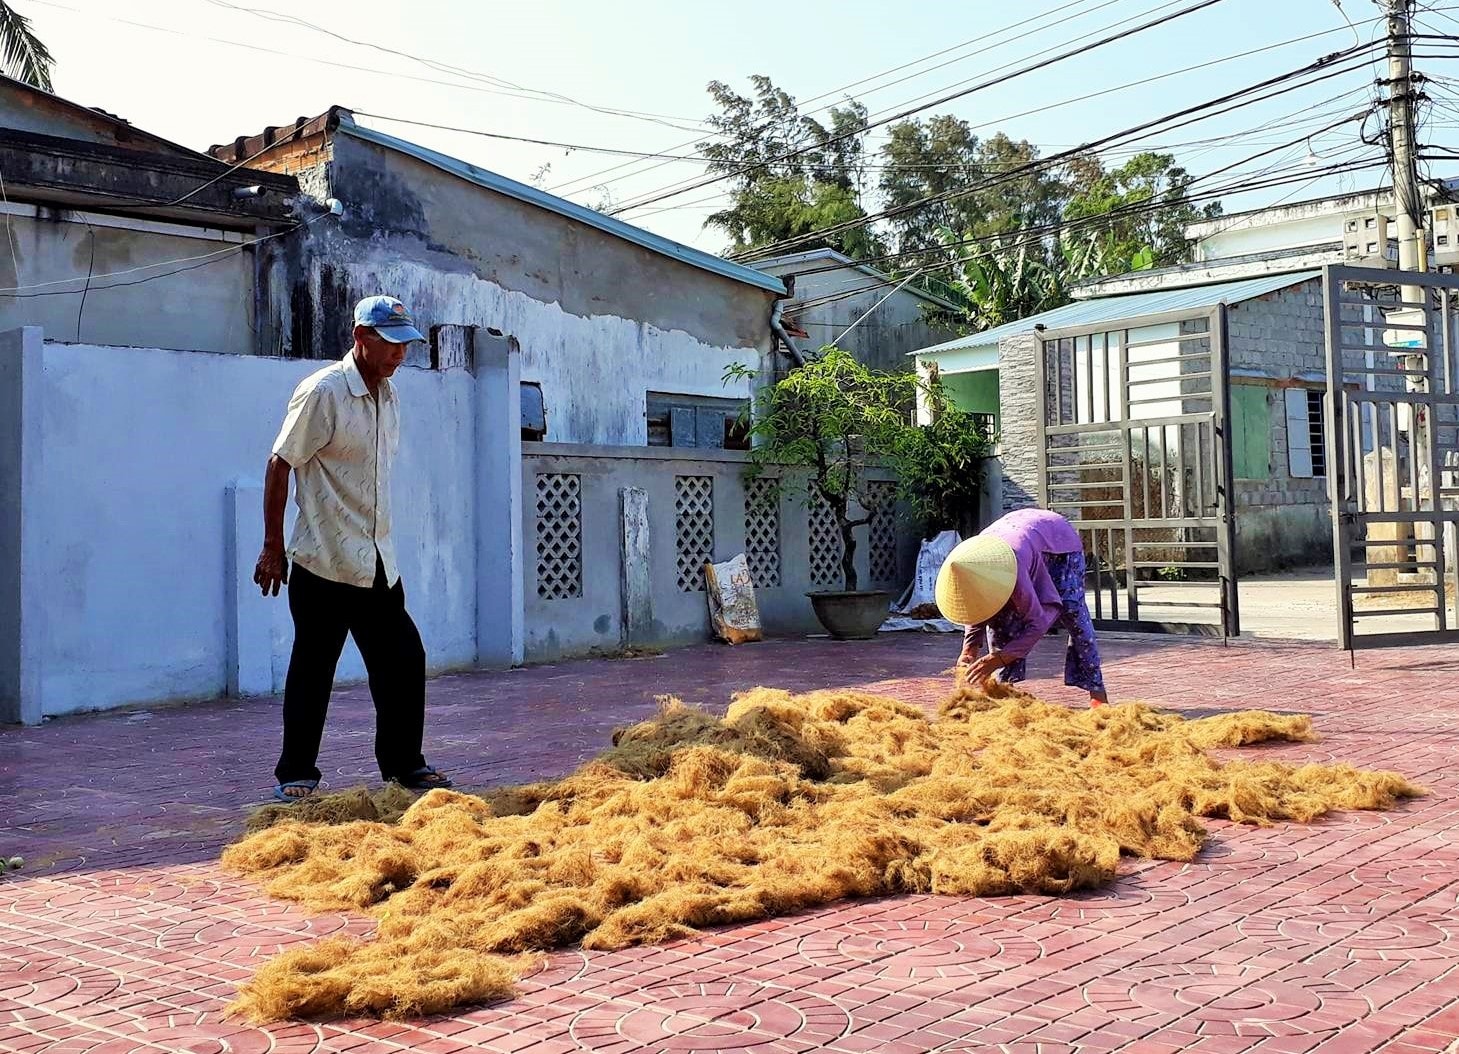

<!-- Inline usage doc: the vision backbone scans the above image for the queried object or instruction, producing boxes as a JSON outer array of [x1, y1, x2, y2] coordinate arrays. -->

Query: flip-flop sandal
[[391, 766, 453, 790], [272, 779, 319, 803]]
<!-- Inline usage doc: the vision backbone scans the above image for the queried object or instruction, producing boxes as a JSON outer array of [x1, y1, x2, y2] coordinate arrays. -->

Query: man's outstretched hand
[[254, 546, 288, 597]]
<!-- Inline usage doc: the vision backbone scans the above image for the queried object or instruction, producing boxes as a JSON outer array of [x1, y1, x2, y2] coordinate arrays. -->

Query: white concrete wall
[[1196, 211, 1356, 262], [321, 258, 760, 447], [21, 339, 505, 718]]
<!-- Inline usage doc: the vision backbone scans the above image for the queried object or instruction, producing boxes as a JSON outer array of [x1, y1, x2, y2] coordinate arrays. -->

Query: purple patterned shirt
[[962, 509, 1083, 660]]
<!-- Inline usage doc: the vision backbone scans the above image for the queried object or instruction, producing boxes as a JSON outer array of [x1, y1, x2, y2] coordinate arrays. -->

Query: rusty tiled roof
[[207, 106, 352, 165]]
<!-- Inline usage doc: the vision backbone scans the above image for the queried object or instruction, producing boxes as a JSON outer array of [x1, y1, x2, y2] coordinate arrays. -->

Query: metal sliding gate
[[1036, 307, 1240, 636], [1323, 265, 1459, 649]]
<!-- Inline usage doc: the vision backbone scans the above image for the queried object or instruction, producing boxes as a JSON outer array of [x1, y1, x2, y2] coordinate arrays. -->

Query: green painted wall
[[942, 370, 1000, 418], [1231, 382, 1271, 481]]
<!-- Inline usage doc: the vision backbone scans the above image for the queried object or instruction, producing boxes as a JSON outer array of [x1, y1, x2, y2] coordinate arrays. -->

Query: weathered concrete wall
[[520, 444, 908, 660], [271, 134, 778, 445], [760, 263, 961, 372], [15, 338, 515, 719], [0, 206, 254, 354]]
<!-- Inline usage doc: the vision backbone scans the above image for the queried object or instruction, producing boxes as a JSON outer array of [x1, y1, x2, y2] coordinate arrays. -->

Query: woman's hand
[[965, 650, 1010, 686]]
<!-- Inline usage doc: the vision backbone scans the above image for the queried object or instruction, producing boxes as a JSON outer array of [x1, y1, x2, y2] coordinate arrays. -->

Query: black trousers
[[274, 556, 428, 784]]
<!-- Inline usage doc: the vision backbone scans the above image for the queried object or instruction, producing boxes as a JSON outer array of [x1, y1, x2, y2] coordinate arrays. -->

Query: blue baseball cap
[[354, 295, 425, 343]]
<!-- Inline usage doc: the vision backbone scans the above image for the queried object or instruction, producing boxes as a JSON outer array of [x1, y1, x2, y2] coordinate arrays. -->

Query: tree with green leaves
[[928, 226, 1138, 332], [1, 2, 53, 91], [879, 118, 1065, 270], [728, 349, 993, 591], [728, 349, 917, 592], [700, 76, 884, 260], [1063, 151, 1221, 269], [922, 149, 1218, 330]]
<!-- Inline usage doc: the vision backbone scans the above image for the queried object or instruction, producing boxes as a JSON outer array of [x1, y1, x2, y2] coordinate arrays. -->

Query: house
[[750, 248, 963, 374], [1077, 180, 1459, 298], [208, 107, 788, 448], [2, 89, 909, 726], [911, 271, 1334, 574], [0, 73, 299, 352], [910, 183, 1459, 578]]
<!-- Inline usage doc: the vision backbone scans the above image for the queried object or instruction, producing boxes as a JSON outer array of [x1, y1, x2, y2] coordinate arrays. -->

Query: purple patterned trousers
[[985, 551, 1106, 693]]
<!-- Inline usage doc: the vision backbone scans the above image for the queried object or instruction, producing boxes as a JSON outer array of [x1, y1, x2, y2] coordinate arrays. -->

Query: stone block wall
[[1225, 281, 1334, 571], [997, 330, 1076, 514]]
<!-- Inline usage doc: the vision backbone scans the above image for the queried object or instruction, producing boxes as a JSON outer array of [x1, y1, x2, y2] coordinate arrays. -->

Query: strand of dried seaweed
[[223, 683, 1422, 1022]]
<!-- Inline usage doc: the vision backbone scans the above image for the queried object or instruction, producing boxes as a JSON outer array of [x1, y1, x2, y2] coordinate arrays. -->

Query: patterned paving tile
[[2, 634, 1458, 1052]]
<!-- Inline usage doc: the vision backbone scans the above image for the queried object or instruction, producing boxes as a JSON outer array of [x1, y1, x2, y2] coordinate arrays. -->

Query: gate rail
[[1323, 265, 1459, 649], [1036, 306, 1239, 637]]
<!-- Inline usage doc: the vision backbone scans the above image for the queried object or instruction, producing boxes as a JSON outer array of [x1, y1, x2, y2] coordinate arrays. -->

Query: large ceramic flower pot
[[807, 590, 893, 640]]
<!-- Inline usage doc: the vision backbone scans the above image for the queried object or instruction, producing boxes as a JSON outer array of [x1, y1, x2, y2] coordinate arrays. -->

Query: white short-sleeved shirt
[[272, 350, 400, 589]]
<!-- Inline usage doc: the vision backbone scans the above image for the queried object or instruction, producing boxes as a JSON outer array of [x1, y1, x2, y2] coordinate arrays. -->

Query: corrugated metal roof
[[910, 270, 1321, 357], [338, 118, 788, 297]]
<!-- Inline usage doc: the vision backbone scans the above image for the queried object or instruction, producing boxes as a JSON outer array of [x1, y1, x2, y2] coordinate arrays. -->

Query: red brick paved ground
[[2, 633, 1458, 1054]]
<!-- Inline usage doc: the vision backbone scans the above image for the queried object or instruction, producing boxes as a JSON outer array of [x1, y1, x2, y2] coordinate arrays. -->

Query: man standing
[[253, 295, 453, 802]]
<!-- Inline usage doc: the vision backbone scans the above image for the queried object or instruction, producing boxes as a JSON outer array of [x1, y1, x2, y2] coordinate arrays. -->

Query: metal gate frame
[[1323, 264, 1459, 649], [1035, 306, 1240, 637]]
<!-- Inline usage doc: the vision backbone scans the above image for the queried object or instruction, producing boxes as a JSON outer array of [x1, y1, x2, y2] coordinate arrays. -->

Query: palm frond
[[0, 2, 54, 92]]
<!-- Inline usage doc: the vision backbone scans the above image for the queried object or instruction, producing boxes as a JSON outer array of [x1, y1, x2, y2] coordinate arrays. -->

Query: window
[[1230, 384, 1270, 481], [1284, 387, 1326, 479], [646, 393, 750, 450], [1307, 389, 1327, 477], [521, 382, 546, 441]]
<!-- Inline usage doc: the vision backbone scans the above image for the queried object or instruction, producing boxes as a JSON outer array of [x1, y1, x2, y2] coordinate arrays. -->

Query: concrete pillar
[[0, 327, 44, 725], [431, 324, 475, 372], [620, 487, 652, 644], [224, 481, 274, 697], [475, 329, 525, 666], [996, 332, 1040, 512]]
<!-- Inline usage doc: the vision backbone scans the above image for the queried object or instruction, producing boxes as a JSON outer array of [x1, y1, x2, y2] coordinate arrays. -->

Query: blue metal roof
[[910, 270, 1322, 357], [339, 117, 787, 297]]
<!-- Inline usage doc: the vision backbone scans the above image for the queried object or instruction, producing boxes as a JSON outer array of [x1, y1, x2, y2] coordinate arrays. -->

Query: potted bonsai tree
[[729, 348, 924, 639]]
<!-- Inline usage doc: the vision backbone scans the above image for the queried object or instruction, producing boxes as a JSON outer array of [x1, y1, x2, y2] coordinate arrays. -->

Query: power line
[[788, 154, 1390, 315], [779, 130, 1385, 309], [609, 0, 1210, 213], [605, 0, 1233, 216], [193, 0, 714, 135], [0, 214, 320, 296], [733, 42, 1383, 263], [626, 89, 1378, 220], [793, 0, 1131, 112], [611, 27, 1383, 218], [544, 0, 1153, 196], [26, 0, 711, 133], [604, 0, 1198, 209]]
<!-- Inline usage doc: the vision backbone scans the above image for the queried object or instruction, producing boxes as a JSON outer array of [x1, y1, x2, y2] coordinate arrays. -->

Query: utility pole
[[1381, 0, 1437, 588], [1384, 0, 1425, 291]]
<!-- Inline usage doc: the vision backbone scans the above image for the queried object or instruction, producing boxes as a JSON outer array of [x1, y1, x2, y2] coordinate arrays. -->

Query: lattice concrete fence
[[521, 443, 908, 661]]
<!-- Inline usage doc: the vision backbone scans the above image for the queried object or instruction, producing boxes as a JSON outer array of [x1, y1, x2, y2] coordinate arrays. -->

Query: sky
[[18, 0, 1459, 254]]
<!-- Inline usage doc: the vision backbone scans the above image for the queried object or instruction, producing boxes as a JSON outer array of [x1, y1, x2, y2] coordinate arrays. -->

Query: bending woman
[[936, 507, 1109, 707]]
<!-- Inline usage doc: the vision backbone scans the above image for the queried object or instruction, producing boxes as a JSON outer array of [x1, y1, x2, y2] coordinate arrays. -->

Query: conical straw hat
[[935, 535, 1017, 626]]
